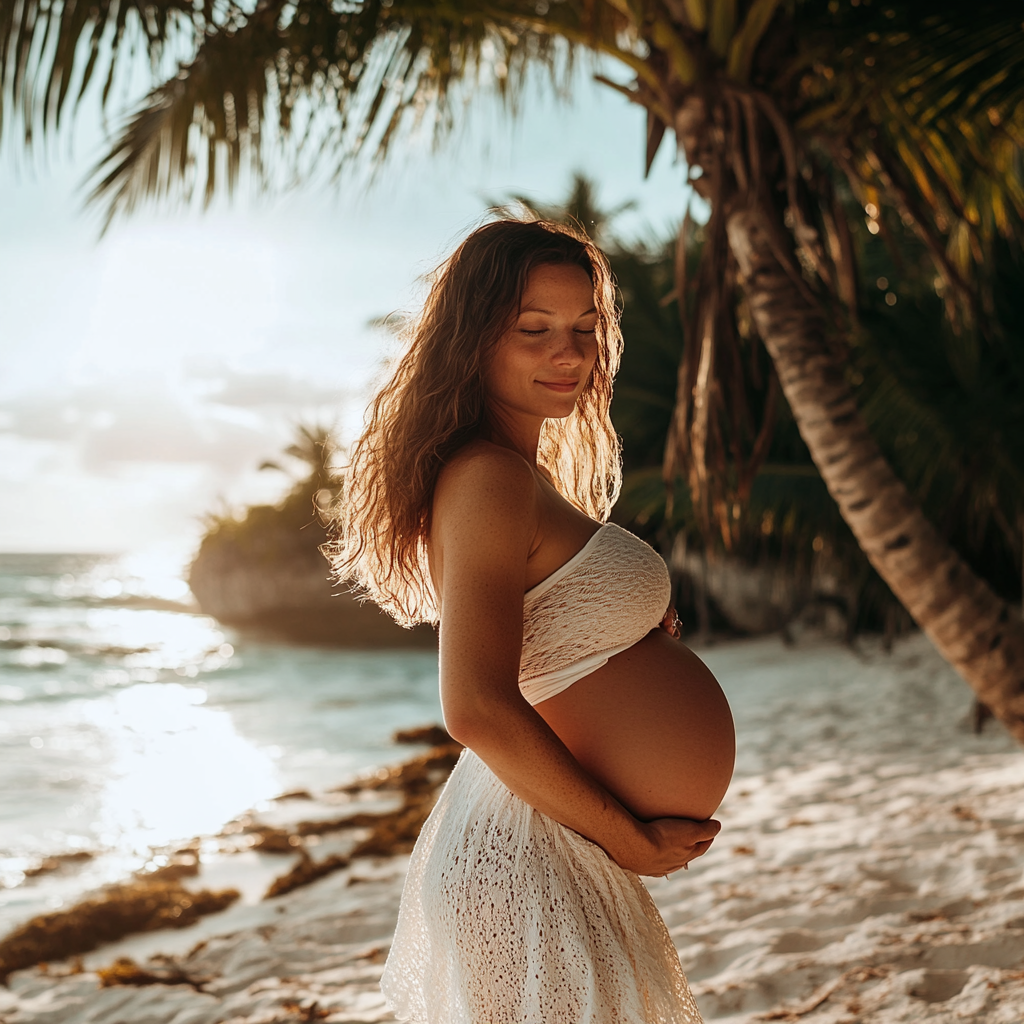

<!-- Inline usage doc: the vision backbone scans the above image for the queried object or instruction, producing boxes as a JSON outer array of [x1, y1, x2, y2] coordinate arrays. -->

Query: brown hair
[[329, 216, 622, 626]]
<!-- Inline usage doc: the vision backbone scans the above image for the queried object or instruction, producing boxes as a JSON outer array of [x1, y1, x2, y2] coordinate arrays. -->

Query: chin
[[537, 396, 582, 420]]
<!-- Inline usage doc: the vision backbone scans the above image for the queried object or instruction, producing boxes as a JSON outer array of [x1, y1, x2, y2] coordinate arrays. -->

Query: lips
[[537, 380, 579, 393]]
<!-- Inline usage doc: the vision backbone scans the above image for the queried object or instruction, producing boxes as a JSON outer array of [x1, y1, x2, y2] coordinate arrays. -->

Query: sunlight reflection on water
[[83, 607, 225, 670], [86, 682, 278, 854], [118, 549, 193, 603], [0, 550, 444, 934], [48, 547, 195, 605]]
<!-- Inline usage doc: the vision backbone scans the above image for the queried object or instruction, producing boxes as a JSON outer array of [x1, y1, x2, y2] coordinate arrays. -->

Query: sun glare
[[117, 547, 194, 603], [79, 220, 282, 379], [90, 682, 278, 854]]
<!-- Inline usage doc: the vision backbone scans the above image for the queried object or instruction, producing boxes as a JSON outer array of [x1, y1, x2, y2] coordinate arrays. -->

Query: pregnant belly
[[534, 630, 735, 822]]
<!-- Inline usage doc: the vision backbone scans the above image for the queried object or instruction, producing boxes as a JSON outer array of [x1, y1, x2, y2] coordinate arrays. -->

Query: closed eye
[[517, 325, 596, 337]]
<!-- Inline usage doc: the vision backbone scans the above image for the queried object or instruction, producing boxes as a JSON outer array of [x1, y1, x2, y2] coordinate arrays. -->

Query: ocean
[[1, 550, 1016, 943], [0, 551, 442, 937]]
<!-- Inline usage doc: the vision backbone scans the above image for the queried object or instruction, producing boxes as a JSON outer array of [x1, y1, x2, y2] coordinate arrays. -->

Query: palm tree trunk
[[725, 204, 1024, 743]]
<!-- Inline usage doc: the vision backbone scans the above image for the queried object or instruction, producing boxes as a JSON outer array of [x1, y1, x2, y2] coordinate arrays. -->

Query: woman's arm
[[432, 444, 718, 876]]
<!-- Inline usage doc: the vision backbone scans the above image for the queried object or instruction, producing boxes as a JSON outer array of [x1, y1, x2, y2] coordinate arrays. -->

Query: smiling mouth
[[537, 380, 579, 392]]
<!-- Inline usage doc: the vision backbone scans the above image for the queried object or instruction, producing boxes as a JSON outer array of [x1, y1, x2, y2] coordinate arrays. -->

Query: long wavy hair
[[329, 216, 623, 626]]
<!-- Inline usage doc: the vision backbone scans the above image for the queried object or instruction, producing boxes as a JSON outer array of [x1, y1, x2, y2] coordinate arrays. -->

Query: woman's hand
[[660, 605, 682, 640], [615, 816, 721, 877]]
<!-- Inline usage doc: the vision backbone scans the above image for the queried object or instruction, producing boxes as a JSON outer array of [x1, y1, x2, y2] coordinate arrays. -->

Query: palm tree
[[4, 0, 1023, 738], [528, 173, 1023, 654], [258, 422, 340, 513]]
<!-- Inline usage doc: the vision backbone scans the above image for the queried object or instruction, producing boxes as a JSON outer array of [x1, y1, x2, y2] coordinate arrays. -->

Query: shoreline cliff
[[188, 430, 435, 649]]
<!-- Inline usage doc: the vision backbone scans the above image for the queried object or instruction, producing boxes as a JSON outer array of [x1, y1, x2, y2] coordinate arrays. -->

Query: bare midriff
[[533, 629, 735, 823]]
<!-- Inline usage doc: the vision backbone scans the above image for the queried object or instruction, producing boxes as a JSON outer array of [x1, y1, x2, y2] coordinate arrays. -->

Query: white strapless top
[[518, 523, 671, 706]]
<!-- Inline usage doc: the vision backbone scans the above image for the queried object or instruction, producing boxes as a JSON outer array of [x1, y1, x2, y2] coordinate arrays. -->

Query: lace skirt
[[380, 749, 705, 1024]]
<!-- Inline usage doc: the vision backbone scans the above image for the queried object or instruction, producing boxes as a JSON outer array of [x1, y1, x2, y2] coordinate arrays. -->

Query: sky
[[0, 57, 695, 560]]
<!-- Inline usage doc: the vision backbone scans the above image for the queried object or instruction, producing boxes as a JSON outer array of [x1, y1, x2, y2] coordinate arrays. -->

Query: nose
[[552, 327, 586, 366]]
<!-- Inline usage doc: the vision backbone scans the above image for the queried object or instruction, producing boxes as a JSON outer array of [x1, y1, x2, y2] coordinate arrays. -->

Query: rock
[[392, 725, 453, 747], [188, 507, 435, 649]]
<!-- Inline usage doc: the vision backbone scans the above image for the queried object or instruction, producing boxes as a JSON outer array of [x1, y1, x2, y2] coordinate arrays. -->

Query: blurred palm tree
[[203, 422, 340, 545], [4, 0, 1023, 736], [528, 174, 1023, 649], [258, 422, 340, 514]]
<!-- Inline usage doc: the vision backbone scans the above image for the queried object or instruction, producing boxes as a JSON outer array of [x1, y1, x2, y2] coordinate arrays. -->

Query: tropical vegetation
[[526, 174, 1023, 652], [3, 0, 1022, 737], [188, 426, 433, 646], [196, 425, 339, 560]]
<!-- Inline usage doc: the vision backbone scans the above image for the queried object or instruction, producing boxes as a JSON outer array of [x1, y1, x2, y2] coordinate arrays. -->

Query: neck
[[481, 406, 543, 464]]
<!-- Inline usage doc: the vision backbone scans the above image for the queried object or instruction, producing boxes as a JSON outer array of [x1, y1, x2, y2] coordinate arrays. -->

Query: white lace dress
[[380, 524, 706, 1024]]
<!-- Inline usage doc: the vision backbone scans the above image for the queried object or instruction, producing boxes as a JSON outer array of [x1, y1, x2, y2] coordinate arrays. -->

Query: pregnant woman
[[334, 217, 735, 1023]]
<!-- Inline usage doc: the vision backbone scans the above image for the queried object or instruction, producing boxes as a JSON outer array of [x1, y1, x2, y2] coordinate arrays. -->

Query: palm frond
[[797, 2, 1024, 306], [3, 0, 654, 223], [83, 1, 552, 220], [0, 0, 201, 147], [850, 225, 1024, 558], [726, 0, 781, 82]]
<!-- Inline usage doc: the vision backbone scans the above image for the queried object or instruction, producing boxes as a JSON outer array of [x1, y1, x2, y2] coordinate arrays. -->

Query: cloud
[[0, 441, 287, 553], [0, 383, 279, 474], [198, 368, 353, 410], [0, 378, 309, 551], [0, 365, 363, 550], [0, 360, 360, 469]]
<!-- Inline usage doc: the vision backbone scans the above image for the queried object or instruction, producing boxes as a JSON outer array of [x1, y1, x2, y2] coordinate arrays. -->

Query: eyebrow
[[519, 306, 598, 317]]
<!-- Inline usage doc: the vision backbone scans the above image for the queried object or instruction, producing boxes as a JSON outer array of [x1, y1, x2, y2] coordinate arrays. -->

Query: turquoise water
[[0, 552, 441, 935]]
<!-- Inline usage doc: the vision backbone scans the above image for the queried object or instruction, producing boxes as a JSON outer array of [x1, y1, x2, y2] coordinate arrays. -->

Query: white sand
[[2, 633, 1023, 1023]]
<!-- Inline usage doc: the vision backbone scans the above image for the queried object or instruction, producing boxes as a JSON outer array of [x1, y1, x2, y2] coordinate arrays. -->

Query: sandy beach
[[2, 632, 1023, 1023]]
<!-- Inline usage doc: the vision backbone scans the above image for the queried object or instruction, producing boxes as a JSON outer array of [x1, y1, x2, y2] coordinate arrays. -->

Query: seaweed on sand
[[336, 739, 463, 797], [320, 739, 463, 856], [135, 847, 201, 882], [262, 739, 464, 898], [23, 851, 93, 878], [262, 786, 446, 898], [96, 955, 208, 989], [271, 788, 313, 801], [246, 826, 306, 853], [260, 794, 436, 899], [346, 788, 442, 858], [393, 724, 454, 747], [281, 1000, 330, 1021], [264, 852, 351, 899], [0, 881, 239, 983], [347, 740, 463, 847]]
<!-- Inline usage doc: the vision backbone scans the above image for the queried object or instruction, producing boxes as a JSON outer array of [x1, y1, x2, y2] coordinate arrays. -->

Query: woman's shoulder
[[442, 439, 535, 482], [435, 440, 538, 519]]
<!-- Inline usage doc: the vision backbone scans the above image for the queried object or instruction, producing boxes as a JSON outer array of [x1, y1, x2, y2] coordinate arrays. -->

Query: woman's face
[[484, 262, 599, 426]]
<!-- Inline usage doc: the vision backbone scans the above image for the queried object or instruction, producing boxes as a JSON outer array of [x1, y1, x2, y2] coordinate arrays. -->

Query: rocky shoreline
[[187, 507, 436, 649]]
